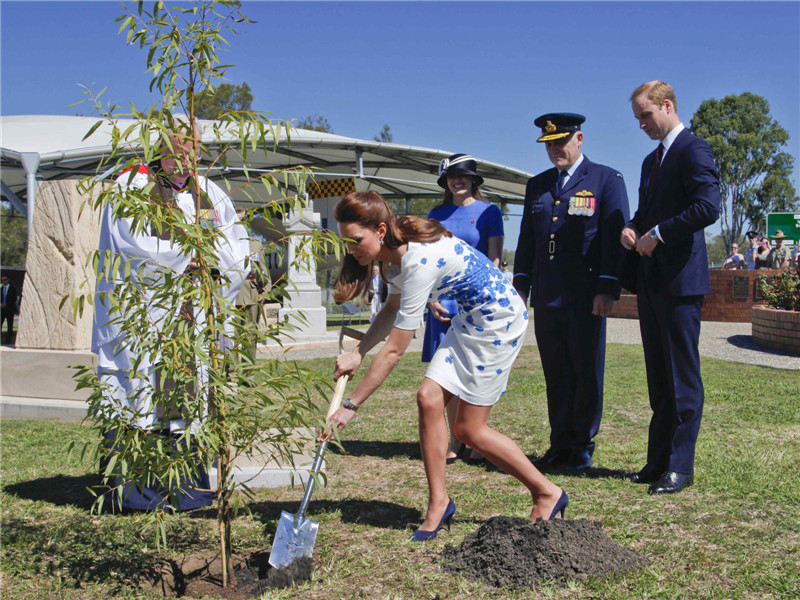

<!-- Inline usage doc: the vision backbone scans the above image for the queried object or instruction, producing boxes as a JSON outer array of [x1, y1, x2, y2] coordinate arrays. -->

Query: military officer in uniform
[[513, 113, 629, 470]]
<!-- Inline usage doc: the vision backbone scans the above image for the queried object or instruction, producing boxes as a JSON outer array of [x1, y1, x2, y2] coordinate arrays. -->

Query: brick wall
[[752, 306, 800, 354], [609, 269, 779, 323]]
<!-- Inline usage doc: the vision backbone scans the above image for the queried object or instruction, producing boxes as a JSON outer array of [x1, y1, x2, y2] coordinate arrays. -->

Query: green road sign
[[766, 212, 799, 245]]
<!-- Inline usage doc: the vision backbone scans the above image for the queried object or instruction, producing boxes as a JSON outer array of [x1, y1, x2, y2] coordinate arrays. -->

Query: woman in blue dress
[[424, 154, 504, 465], [325, 191, 567, 541]]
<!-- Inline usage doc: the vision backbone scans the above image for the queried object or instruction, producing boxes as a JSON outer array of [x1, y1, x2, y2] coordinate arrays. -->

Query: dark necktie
[[646, 143, 664, 198], [558, 170, 569, 194]]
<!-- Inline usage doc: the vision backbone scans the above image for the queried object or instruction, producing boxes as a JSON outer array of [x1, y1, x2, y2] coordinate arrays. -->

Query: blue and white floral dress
[[389, 235, 528, 406]]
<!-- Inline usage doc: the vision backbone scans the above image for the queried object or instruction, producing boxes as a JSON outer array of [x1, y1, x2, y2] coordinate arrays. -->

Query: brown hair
[[333, 191, 451, 303], [630, 80, 678, 112]]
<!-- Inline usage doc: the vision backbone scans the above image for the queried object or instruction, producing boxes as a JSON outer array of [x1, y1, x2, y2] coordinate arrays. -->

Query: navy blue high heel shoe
[[548, 489, 569, 520], [410, 497, 456, 541]]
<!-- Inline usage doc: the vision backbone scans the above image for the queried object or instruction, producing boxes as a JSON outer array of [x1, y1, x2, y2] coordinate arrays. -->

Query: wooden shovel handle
[[326, 374, 349, 420]]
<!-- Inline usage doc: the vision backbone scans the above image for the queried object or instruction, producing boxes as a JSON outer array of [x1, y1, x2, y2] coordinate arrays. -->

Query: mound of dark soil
[[441, 516, 646, 589]]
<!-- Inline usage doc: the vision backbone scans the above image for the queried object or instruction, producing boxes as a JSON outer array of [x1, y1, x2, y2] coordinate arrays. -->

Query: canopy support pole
[[20, 152, 40, 240]]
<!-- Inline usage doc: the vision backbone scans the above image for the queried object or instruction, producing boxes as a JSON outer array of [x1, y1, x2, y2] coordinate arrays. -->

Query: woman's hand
[[321, 406, 356, 441], [334, 349, 362, 380], [429, 301, 452, 323]]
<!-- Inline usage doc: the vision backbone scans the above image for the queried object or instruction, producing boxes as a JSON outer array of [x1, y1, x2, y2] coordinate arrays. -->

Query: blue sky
[[2, 1, 798, 249]]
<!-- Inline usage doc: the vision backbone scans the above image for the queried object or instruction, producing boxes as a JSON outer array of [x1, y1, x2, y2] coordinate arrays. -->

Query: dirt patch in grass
[[441, 516, 647, 589], [141, 549, 311, 598]]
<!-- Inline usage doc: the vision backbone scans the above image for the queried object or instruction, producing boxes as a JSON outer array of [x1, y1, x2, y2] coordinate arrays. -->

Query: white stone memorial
[[277, 206, 327, 339]]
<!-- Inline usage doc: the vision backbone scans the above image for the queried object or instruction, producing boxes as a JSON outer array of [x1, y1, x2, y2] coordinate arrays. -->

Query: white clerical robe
[[92, 165, 248, 431]]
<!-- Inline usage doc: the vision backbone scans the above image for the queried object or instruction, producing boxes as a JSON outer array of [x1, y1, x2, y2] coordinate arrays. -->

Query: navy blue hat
[[437, 153, 484, 189], [534, 113, 586, 142]]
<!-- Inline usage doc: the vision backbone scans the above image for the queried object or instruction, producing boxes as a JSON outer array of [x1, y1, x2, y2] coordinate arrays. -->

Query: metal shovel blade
[[267, 374, 350, 569], [269, 509, 319, 569]]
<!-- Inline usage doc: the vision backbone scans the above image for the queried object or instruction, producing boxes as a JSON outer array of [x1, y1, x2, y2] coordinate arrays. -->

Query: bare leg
[[417, 378, 452, 530], [446, 393, 484, 462], [467, 408, 486, 461], [455, 400, 563, 520], [444, 393, 462, 460]]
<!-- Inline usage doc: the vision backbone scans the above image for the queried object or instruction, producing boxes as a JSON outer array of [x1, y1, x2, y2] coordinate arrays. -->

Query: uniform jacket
[[513, 155, 629, 311], [627, 129, 720, 296]]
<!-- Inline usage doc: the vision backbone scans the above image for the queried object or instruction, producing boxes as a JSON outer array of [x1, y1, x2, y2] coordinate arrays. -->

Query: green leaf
[[82, 120, 103, 142]]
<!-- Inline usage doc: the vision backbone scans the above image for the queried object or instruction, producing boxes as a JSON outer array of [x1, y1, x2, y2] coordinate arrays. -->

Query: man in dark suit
[[622, 81, 721, 494], [1, 276, 19, 344], [514, 113, 629, 471]]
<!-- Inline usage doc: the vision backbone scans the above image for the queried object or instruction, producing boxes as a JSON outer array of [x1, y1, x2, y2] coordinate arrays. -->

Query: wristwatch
[[342, 397, 359, 412], [649, 229, 660, 242]]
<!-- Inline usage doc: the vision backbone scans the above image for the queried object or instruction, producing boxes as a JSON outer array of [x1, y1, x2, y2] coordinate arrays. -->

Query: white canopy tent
[[1, 115, 531, 238]]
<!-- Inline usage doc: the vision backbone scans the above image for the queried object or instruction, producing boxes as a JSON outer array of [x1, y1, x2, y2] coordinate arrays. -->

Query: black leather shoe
[[648, 471, 694, 495], [532, 448, 570, 469], [567, 449, 592, 470], [627, 465, 664, 484]]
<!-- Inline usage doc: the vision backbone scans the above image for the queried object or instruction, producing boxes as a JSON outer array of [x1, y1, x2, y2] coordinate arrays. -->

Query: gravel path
[[263, 317, 799, 370]]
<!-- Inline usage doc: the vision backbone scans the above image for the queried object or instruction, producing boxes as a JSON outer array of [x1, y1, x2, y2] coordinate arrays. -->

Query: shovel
[[268, 372, 350, 569]]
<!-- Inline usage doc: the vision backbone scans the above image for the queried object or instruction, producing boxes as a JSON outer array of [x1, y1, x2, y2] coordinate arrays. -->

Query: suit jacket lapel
[[556, 157, 590, 199], [548, 168, 560, 197], [644, 148, 664, 206], [563, 157, 589, 195]]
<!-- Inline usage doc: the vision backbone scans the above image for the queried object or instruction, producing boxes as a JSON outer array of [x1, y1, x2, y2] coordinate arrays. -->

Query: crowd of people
[[92, 80, 795, 538], [727, 230, 797, 271]]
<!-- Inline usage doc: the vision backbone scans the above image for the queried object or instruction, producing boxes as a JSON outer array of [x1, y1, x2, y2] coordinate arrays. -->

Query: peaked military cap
[[534, 113, 586, 142]]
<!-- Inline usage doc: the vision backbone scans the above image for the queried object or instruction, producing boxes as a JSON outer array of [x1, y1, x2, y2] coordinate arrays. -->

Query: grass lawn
[[2, 344, 799, 599]]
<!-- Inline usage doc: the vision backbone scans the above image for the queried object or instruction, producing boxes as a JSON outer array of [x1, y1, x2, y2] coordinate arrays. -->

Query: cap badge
[[545, 120, 557, 133]]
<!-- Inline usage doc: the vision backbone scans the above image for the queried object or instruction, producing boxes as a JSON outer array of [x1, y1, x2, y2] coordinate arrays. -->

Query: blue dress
[[390, 236, 526, 406], [422, 200, 504, 361]]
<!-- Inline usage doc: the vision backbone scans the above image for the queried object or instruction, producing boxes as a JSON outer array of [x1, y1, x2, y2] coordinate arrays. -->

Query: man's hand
[[635, 230, 659, 257], [621, 226, 639, 250], [428, 301, 453, 323], [592, 294, 616, 317]]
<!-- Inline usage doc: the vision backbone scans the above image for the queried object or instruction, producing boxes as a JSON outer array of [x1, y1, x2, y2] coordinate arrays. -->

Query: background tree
[[193, 81, 253, 119], [296, 114, 333, 133], [373, 124, 393, 143], [0, 203, 27, 266], [691, 92, 798, 252], [705, 232, 729, 267]]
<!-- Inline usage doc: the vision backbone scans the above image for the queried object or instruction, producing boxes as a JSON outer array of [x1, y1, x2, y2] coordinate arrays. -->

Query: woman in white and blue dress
[[326, 191, 567, 541], [424, 154, 504, 466]]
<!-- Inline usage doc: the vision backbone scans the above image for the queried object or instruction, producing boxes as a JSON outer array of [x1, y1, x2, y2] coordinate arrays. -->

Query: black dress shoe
[[532, 448, 570, 469], [566, 449, 592, 470], [648, 471, 694, 495], [627, 466, 664, 484]]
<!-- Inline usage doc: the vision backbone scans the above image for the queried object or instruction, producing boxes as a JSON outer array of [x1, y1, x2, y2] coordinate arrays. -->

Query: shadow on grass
[[329, 440, 421, 460], [462, 455, 629, 480], [4, 474, 98, 510], [1, 516, 164, 593], [251, 498, 421, 533], [327, 442, 629, 480]]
